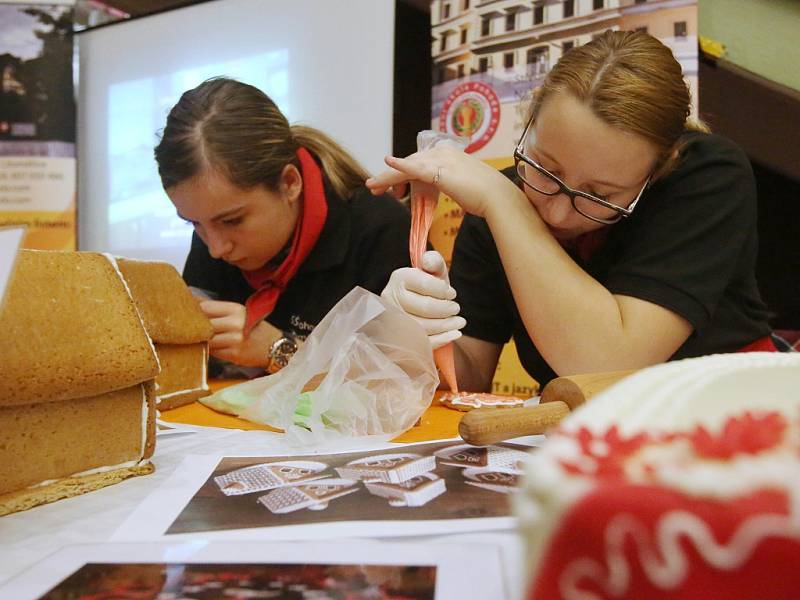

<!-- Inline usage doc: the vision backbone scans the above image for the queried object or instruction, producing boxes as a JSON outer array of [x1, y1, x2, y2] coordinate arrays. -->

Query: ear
[[279, 164, 303, 204], [668, 145, 680, 161]]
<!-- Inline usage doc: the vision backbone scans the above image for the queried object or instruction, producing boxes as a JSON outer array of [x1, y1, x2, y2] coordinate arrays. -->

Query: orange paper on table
[[410, 185, 459, 393]]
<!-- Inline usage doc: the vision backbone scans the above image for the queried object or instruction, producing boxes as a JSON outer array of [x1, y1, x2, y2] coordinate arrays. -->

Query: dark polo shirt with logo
[[451, 132, 772, 387], [182, 185, 412, 342]]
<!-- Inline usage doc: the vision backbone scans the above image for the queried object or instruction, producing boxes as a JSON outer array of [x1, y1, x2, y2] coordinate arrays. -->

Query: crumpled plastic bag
[[416, 129, 470, 153], [201, 287, 439, 446], [409, 130, 469, 394]]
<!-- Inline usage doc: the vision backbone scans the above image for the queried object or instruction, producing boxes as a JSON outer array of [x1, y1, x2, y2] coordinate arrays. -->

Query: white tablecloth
[[0, 425, 530, 599]]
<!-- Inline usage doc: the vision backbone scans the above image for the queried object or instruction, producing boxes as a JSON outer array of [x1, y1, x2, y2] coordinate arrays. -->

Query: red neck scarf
[[241, 147, 328, 334], [559, 227, 610, 262]]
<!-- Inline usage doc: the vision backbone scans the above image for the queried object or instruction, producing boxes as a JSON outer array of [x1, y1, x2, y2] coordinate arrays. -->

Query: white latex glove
[[382, 250, 467, 349]]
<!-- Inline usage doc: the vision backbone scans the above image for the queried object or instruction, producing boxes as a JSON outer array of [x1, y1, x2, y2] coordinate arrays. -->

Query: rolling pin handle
[[458, 401, 570, 446]]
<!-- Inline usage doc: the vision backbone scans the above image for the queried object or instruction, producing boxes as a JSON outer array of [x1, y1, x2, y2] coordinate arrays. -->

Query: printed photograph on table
[[168, 441, 531, 535], [0, 540, 505, 599], [37, 561, 436, 600]]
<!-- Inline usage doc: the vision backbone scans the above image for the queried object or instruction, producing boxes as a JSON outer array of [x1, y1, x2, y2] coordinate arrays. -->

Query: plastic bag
[[409, 130, 469, 394], [201, 287, 439, 446]]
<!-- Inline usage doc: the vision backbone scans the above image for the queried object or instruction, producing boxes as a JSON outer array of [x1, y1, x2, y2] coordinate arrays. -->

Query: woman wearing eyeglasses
[[368, 30, 774, 391]]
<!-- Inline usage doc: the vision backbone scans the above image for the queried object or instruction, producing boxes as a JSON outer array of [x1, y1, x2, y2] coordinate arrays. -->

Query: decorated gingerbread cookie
[[440, 391, 526, 412]]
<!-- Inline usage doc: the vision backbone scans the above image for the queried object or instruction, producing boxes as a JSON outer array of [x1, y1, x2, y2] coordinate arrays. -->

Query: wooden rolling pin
[[458, 370, 635, 446]]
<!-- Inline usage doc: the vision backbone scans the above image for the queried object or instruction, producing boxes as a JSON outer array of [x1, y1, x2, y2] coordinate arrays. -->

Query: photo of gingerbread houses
[[214, 461, 330, 496], [365, 472, 446, 508], [116, 258, 213, 410], [258, 479, 359, 514], [434, 444, 529, 471], [0, 250, 161, 516], [335, 453, 437, 484], [335, 453, 445, 508], [463, 468, 521, 494], [170, 441, 531, 534]]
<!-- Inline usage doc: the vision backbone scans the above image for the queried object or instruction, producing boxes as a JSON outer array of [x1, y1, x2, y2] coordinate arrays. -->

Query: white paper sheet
[[156, 417, 205, 437], [0, 539, 508, 599], [113, 440, 542, 543], [0, 226, 25, 309], [0, 426, 538, 596]]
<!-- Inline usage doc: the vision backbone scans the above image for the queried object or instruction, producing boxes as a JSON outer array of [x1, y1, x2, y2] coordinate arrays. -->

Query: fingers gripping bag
[[410, 130, 468, 393], [201, 287, 439, 446]]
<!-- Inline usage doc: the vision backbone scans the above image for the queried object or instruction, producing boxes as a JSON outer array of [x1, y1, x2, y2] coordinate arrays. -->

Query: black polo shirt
[[182, 184, 412, 341], [451, 132, 772, 386]]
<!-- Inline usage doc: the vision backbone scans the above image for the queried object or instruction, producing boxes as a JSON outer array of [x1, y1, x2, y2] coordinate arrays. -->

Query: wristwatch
[[267, 332, 298, 374]]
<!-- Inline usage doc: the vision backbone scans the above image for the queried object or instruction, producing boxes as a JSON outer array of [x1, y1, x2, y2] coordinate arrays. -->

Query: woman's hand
[[381, 251, 466, 349], [366, 147, 521, 219], [198, 300, 278, 368]]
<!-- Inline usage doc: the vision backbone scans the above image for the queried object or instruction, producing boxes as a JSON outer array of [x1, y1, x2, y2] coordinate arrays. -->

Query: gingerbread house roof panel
[[0, 250, 160, 407], [117, 258, 213, 344]]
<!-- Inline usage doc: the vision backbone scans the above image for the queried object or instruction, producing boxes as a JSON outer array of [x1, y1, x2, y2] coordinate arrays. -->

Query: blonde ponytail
[[290, 125, 369, 199]]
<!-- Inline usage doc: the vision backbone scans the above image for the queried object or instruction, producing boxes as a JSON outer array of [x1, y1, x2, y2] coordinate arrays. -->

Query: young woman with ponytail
[[155, 77, 411, 374]]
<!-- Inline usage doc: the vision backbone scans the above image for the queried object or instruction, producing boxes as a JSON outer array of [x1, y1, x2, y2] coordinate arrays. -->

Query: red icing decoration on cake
[[559, 411, 789, 479], [685, 412, 787, 460], [560, 426, 652, 479], [530, 484, 798, 600], [528, 410, 800, 599]]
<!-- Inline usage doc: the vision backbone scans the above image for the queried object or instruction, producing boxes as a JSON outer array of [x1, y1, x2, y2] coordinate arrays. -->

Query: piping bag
[[409, 131, 468, 393]]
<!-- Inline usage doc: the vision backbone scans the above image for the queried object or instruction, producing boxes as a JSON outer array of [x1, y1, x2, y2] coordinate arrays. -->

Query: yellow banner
[[0, 156, 76, 250], [0, 206, 76, 251]]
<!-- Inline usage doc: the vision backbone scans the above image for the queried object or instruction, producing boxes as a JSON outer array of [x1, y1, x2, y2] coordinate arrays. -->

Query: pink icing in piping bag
[[409, 184, 459, 393]]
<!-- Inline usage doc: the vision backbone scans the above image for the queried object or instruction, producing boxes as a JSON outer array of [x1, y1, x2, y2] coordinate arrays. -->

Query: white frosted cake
[[514, 352, 800, 599]]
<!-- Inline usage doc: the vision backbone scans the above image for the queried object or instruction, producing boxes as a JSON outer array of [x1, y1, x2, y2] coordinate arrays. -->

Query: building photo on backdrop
[[426, 0, 699, 394]]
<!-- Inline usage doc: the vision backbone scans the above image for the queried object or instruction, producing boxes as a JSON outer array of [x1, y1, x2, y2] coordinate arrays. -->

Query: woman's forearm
[[483, 192, 680, 375], [449, 336, 502, 392]]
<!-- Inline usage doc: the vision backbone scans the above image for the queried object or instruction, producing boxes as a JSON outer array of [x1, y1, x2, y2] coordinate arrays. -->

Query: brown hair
[[154, 77, 369, 198], [531, 30, 709, 181]]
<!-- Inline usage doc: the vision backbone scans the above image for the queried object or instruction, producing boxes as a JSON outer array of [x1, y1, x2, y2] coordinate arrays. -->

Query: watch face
[[275, 338, 298, 354], [268, 335, 298, 373]]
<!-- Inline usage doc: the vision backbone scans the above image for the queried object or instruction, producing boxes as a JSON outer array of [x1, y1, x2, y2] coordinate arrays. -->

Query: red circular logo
[[439, 81, 501, 154]]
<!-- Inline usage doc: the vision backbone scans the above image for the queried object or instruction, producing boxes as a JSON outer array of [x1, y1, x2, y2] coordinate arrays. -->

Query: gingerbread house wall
[[154, 343, 210, 410], [0, 383, 153, 497]]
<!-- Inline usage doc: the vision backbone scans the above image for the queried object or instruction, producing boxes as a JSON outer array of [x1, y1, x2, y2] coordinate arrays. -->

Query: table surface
[[159, 379, 467, 443], [1, 381, 529, 599]]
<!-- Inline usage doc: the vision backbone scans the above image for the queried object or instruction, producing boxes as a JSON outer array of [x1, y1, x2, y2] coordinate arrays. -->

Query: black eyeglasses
[[513, 116, 650, 225]]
